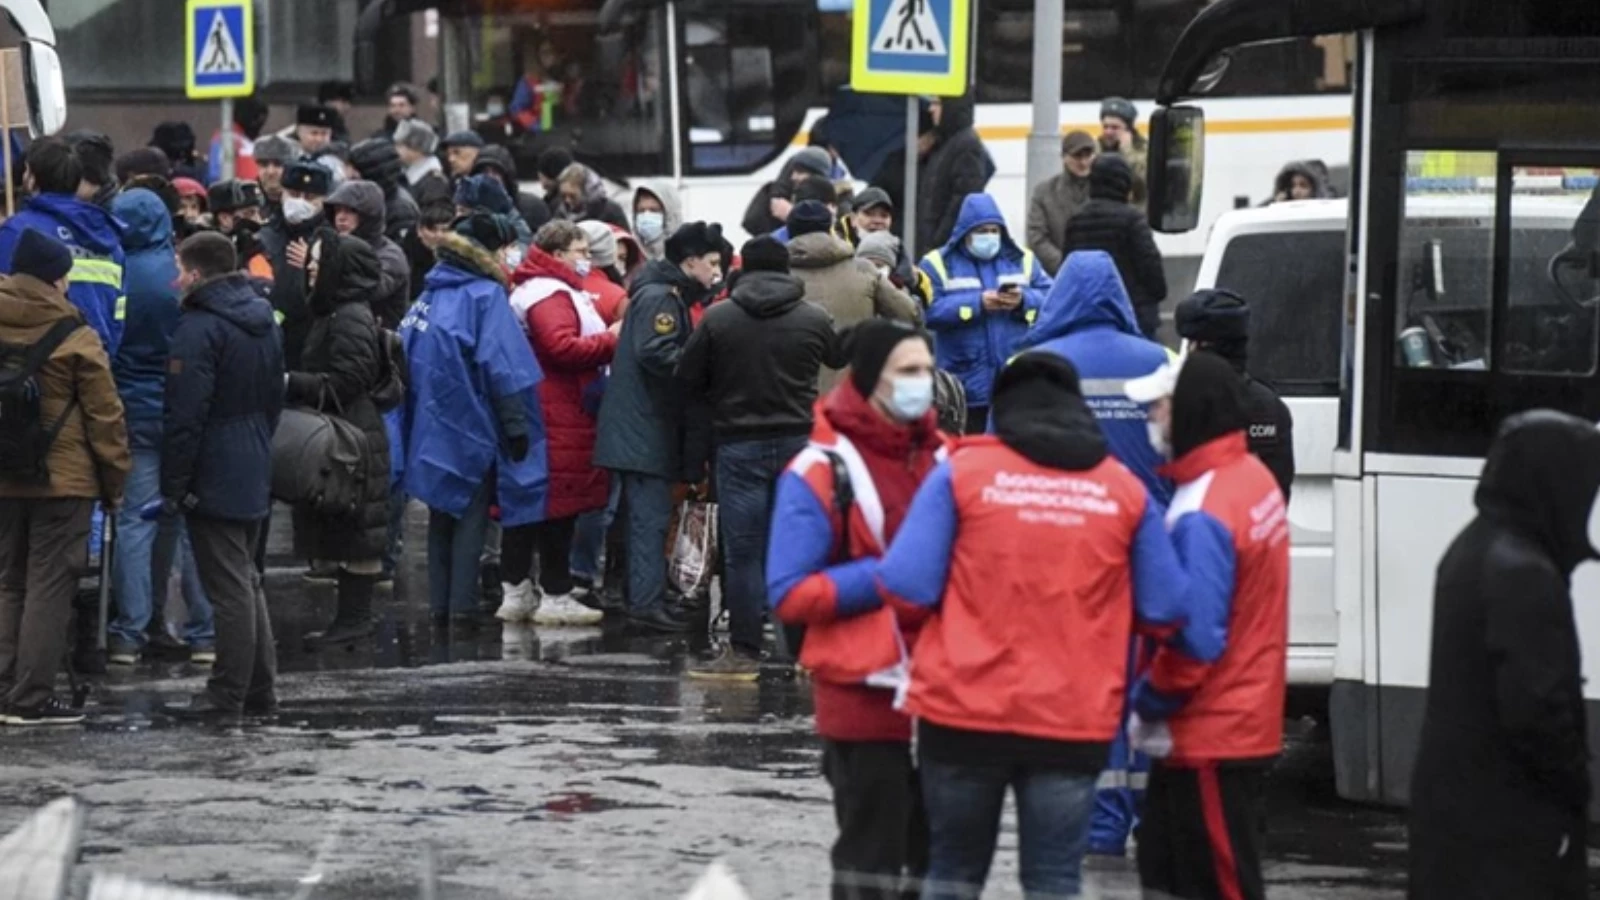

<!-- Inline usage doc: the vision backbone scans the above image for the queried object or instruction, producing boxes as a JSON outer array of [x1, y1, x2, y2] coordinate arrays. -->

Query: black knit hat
[[12, 228, 73, 284], [787, 200, 833, 238], [297, 104, 339, 129], [282, 161, 331, 196], [740, 236, 789, 274], [848, 319, 932, 399], [665, 221, 723, 264], [538, 147, 574, 181], [453, 212, 518, 253]]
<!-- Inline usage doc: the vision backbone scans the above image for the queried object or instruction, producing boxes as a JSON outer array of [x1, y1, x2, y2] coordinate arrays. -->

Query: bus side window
[[1503, 165, 1600, 376], [1394, 150, 1498, 370]]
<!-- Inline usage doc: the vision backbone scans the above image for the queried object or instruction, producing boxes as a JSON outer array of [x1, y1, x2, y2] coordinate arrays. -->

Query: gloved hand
[[138, 499, 168, 522], [507, 434, 530, 462], [1128, 712, 1174, 759]]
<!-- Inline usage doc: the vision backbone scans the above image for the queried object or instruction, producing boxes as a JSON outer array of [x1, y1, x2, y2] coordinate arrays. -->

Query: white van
[[1193, 199, 1348, 689]]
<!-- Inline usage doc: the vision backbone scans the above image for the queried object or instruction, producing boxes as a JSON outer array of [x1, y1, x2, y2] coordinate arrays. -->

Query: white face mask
[[888, 374, 935, 421], [635, 211, 665, 243], [282, 196, 318, 225], [874, 263, 892, 278], [575, 258, 592, 277], [1147, 420, 1172, 459], [502, 244, 525, 270]]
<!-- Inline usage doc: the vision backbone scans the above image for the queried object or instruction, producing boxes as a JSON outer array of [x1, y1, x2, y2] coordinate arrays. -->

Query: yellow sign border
[[185, 0, 256, 100], [851, 0, 971, 96]]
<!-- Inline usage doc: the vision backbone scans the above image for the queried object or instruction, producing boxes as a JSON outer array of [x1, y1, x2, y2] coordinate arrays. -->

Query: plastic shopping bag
[[668, 499, 719, 597]]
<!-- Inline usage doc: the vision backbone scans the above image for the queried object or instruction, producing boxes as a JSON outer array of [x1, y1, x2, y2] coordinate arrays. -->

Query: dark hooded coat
[[284, 231, 391, 561], [1408, 410, 1598, 900], [327, 180, 412, 328], [1061, 154, 1168, 338], [917, 97, 992, 258]]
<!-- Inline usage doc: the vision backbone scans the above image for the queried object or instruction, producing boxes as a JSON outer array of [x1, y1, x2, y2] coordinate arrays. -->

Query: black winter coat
[[917, 98, 991, 258], [677, 270, 845, 445], [283, 232, 391, 562], [260, 212, 327, 370], [1408, 410, 1598, 900], [1243, 375, 1295, 501], [162, 274, 284, 522], [1061, 155, 1167, 336]]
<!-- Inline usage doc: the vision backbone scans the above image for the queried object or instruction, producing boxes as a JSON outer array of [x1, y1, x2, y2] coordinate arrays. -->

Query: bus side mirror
[[20, 41, 65, 136], [1147, 105, 1205, 234]]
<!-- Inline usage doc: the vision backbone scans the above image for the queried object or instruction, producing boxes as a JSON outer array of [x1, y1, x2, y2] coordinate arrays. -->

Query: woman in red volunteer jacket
[[1124, 350, 1290, 900], [876, 352, 1193, 900], [767, 320, 946, 900], [499, 220, 620, 627]]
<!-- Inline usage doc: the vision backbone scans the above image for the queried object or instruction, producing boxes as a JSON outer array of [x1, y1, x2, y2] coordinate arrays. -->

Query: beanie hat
[[114, 147, 170, 184], [472, 144, 516, 181], [349, 138, 403, 191], [172, 177, 207, 200], [453, 174, 513, 215], [393, 119, 438, 156], [1100, 96, 1138, 128], [788, 147, 832, 179], [740, 236, 789, 274], [150, 121, 197, 161], [538, 147, 574, 181], [12, 228, 73, 284], [787, 200, 833, 238], [453, 212, 517, 253], [579, 220, 618, 269], [1089, 153, 1134, 201], [847, 319, 932, 399], [253, 135, 299, 167], [282, 161, 332, 196], [665, 221, 723, 265], [856, 231, 900, 269]]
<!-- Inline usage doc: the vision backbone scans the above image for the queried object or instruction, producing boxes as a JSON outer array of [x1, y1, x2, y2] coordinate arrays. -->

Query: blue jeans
[[427, 480, 492, 618], [110, 442, 214, 648], [570, 474, 621, 582], [716, 435, 808, 653], [919, 760, 1098, 899], [622, 472, 673, 613]]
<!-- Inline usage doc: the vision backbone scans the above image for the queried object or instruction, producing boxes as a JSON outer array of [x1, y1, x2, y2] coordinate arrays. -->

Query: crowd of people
[[0, 79, 1320, 899]]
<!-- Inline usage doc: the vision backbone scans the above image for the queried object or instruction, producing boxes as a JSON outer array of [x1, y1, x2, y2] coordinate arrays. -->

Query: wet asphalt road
[[0, 504, 1590, 898]]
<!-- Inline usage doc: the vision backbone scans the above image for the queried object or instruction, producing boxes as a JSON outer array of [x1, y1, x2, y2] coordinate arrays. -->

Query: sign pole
[[1025, 0, 1063, 201], [220, 97, 235, 182], [903, 96, 919, 258], [0, 54, 13, 219]]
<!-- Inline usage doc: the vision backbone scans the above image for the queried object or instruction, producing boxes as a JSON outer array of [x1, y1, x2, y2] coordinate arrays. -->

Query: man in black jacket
[[1409, 410, 1599, 900], [677, 237, 846, 677], [1062, 154, 1168, 340], [260, 161, 331, 368], [159, 233, 284, 722], [1174, 289, 1295, 500], [917, 95, 991, 257]]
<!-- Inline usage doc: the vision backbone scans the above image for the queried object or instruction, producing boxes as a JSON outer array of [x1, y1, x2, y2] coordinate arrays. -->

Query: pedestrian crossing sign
[[185, 0, 254, 100], [851, 0, 970, 96]]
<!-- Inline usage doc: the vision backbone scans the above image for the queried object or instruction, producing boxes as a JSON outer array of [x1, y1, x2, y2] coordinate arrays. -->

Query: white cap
[[1124, 351, 1186, 404]]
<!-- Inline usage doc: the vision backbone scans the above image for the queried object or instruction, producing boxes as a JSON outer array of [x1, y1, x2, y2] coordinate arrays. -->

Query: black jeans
[[0, 498, 92, 709], [502, 516, 578, 596], [187, 515, 276, 712], [1137, 760, 1268, 900], [823, 739, 929, 900]]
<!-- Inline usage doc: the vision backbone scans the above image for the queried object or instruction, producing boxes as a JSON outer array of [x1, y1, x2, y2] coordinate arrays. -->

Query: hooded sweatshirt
[[741, 148, 833, 238], [918, 193, 1051, 407], [632, 180, 684, 261], [111, 189, 180, 428], [917, 97, 993, 257], [1017, 250, 1171, 503], [327, 180, 412, 328], [0, 192, 128, 355], [678, 268, 844, 443], [1271, 160, 1330, 203]]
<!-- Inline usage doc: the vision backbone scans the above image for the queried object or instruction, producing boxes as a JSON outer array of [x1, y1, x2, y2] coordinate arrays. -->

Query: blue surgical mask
[[967, 232, 1001, 261], [635, 211, 665, 243], [889, 374, 935, 421]]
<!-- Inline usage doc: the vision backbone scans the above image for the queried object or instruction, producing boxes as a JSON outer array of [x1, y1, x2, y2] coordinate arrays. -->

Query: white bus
[[1146, 0, 1600, 820], [356, 0, 1353, 279]]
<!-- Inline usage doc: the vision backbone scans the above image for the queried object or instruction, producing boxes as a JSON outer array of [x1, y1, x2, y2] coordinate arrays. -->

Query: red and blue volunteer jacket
[[767, 392, 945, 742], [1131, 432, 1291, 761], [876, 436, 1192, 746]]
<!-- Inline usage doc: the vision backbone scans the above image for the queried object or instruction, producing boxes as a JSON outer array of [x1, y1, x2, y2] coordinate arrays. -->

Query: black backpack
[[370, 327, 408, 414], [0, 319, 82, 485]]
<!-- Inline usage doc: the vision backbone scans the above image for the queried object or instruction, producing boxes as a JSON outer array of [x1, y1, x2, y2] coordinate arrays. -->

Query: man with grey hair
[[252, 135, 299, 220]]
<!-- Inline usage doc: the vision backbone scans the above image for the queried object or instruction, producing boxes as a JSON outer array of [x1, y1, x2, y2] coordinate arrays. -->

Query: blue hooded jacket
[[110, 189, 179, 434], [0, 192, 127, 355], [918, 193, 1051, 407], [1016, 250, 1173, 504], [400, 240, 550, 527]]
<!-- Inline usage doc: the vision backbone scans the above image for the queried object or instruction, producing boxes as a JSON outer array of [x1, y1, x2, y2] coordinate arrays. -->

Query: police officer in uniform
[[1174, 289, 1295, 500]]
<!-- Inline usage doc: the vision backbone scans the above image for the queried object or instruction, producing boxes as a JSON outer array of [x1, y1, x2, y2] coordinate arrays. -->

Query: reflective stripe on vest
[[114, 296, 126, 321], [70, 257, 122, 288]]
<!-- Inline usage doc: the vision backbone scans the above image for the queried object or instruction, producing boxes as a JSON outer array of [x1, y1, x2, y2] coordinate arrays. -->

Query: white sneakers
[[495, 580, 541, 622], [496, 582, 602, 626], [534, 593, 603, 626]]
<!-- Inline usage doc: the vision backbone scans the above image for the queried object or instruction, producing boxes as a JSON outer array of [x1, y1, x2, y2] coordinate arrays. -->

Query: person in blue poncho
[[1012, 248, 1174, 859], [400, 212, 547, 625], [0, 136, 127, 356], [918, 192, 1050, 433]]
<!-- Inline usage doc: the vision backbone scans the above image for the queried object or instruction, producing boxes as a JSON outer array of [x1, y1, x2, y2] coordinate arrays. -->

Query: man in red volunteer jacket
[[767, 319, 946, 898], [875, 352, 1194, 900], [1123, 350, 1290, 900]]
